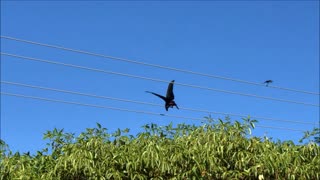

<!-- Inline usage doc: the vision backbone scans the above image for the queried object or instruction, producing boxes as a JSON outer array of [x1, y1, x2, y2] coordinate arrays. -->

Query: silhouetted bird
[[263, 80, 273, 87], [146, 80, 179, 111]]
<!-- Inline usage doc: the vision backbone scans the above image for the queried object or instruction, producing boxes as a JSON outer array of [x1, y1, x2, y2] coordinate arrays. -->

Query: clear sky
[[1, 1, 319, 154]]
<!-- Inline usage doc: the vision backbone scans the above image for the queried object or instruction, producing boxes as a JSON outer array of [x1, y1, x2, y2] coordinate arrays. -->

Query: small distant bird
[[263, 80, 273, 87], [146, 80, 179, 111]]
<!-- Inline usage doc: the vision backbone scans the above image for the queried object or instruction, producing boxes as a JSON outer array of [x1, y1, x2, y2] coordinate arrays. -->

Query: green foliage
[[1, 117, 319, 180], [299, 127, 320, 145]]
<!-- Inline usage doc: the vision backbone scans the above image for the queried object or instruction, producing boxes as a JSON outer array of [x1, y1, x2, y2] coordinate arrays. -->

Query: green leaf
[[97, 123, 102, 129]]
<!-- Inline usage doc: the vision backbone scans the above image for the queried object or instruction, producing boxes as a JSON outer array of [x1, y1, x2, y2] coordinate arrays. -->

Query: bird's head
[[169, 101, 176, 106], [166, 101, 179, 111]]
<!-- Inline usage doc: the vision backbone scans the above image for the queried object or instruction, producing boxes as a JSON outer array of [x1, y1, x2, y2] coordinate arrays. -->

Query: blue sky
[[1, 1, 319, 153]]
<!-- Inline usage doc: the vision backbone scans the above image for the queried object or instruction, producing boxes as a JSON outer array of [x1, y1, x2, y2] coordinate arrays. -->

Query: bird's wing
[[166, 80, 175, 100], [145, 91, 167, 102]]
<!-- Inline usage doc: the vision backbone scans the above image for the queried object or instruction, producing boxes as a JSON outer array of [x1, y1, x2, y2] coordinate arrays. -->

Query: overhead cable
[[1, 92, 306, 132], [1, 52, 319, 107], [2, 80, 317, 125], [1, 35, 318, 95]]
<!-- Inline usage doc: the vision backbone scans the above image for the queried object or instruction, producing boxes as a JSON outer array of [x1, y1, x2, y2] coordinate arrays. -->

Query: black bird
[[146, 80, 179, 111], [263, 80, 273, 87]]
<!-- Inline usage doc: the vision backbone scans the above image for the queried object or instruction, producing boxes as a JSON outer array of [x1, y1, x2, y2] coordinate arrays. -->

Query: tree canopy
[[1, 117, 319, 179]]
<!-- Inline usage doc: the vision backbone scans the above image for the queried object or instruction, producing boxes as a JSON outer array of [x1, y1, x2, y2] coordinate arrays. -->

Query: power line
[[2, 80, 317, 125], [2, 81, 160, 108], [254, 125, 305, 132], [1, 52, 319, 107], [1, 91, 306, 132], [0, 92, 201, 121], [1, 35, 319, 96]]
